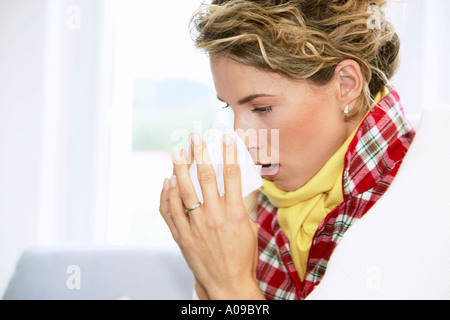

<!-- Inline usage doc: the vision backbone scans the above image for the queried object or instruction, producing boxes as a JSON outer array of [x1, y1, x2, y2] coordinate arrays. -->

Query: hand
[[159, 132, 264, 300]]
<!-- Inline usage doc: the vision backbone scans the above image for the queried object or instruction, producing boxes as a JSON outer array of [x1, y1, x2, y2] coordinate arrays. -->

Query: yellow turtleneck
[[260, 90, 388, 281]]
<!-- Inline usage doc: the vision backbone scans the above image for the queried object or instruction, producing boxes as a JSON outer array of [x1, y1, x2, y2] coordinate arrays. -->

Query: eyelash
[[252, 106, 273, 114], [222, 105, 273, 114]]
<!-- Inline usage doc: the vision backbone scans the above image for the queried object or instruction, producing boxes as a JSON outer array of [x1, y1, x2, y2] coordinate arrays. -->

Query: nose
[[233, 112, 259, 150], [233, 112, 262, 164], [233, 112, 279, 165]]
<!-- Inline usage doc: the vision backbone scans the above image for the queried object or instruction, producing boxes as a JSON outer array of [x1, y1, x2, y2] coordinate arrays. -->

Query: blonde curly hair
[[190, 0, 400, 119]]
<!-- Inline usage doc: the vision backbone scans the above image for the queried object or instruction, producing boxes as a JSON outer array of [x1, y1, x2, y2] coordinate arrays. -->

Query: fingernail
[[172, 149, 183, 164], [191, 133, 202, 146], [171, 175, 177, 189], [223, 134, 234, 146], [165, 178, 171, 190]]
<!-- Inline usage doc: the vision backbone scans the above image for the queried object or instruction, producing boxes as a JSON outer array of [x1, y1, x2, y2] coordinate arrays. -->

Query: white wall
[[0, 0, 46, 295], [388, 0, 426, 115], [37, 0, 110, 244], [389, 0, 450, 114], [0, 0, 111, 295], [422, 0, 450, 109]]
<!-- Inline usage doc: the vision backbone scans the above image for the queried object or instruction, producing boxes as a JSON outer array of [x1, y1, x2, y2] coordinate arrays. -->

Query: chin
[[271, 179, 291, 192], [275, 176, 306, 192]]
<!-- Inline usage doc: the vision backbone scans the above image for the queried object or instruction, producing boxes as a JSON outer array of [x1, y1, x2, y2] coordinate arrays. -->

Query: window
[[107, 0, 233, 245]]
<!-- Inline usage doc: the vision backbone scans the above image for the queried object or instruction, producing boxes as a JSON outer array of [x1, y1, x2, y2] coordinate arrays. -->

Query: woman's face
[[210, 58, 360, 192]]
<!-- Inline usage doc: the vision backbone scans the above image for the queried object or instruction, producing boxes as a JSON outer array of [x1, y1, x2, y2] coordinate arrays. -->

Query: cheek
[[276, 110, 327, 167], [279, 113, 314, 149]]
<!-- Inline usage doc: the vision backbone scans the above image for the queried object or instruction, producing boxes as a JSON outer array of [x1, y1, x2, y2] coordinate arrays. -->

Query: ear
[[335, 60, 364, 115]]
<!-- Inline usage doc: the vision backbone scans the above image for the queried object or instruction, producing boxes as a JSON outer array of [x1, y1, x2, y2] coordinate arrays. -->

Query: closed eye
[[252, 106, 273, 114], [221, 104, 273, 115]]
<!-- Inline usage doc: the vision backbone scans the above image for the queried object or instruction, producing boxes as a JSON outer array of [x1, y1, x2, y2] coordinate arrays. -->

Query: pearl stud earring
[[344, 105, 350, 116]]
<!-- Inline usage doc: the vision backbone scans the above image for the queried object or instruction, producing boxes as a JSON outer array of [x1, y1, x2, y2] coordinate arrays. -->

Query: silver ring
[[185, 202, 201, 213]]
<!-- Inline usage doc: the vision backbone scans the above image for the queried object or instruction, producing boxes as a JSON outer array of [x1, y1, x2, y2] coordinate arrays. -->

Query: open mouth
[[259, 163, 280, 179]]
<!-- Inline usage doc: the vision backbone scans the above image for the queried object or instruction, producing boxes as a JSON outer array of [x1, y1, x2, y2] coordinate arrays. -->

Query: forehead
[[210, 58, 279, 83], [210, 58, 292, 101]]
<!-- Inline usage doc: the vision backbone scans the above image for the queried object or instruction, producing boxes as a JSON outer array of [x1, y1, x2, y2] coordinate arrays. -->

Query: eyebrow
[[217, 94, 276, 105]]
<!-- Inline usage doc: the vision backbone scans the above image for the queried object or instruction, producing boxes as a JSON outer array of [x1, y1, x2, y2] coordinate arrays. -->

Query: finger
[[159, 178, 179, 240], [187, 143, 194, 168], [222, 134, 243, 208], [169, 175, 194, 235], [190, 132, 221, 204], [172, 148, 201, 214], [249, 218, 260, 273], [159, 178, 170, 214]]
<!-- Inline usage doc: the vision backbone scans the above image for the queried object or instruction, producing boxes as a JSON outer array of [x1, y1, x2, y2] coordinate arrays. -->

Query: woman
[[159, 0, 415, 300]]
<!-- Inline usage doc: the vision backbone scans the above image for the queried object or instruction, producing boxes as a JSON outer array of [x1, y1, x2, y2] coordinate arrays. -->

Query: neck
[[344, 112, 365, 140]]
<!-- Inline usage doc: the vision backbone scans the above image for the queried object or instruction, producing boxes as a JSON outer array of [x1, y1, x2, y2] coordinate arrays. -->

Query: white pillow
[[307, 107, 450, 300]]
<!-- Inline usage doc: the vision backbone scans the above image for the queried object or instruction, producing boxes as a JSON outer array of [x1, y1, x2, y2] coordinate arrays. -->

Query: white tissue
[[189, 121, 263, 203]]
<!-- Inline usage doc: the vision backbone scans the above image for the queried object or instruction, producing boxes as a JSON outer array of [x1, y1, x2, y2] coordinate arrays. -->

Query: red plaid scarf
[[255, 90, 416, 300]]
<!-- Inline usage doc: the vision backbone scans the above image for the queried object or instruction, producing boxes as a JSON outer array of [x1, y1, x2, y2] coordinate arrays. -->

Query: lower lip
[[260, 164, 280, 180]]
